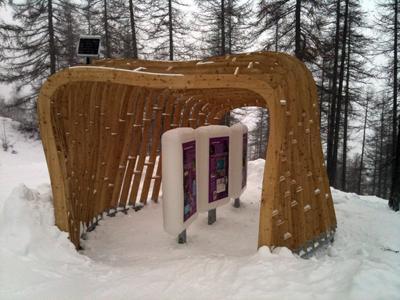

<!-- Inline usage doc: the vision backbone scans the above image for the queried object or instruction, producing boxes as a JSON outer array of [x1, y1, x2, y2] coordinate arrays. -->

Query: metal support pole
[[233, 198, 240, 208], [178, 230, 187, 244], [86, 56, 91, 65], [208, 208, 216, 225]]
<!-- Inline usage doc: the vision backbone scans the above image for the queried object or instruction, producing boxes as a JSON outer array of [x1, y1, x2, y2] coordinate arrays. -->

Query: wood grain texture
[[38, 51, 337, 251]]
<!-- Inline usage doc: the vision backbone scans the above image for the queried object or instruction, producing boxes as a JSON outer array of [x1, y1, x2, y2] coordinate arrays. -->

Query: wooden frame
[[38, 52, 336, 252]]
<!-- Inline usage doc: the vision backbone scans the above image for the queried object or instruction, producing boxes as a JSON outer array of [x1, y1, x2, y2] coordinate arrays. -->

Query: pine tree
[[81, 0, 145, 58], [145, 0, 192, 60], [56, 0, 80, 67], [376, 0, 399, 208], [391, 119, 400, 209], [357, 92, 370, 194], [195, 0, 254, 57], [339, 1, 371, 190], [249, 107, 268, 160], [0, 2, 59, 102], [365, 94, 393, 198], [330, 0, 350, 187], [0, 0, 81, 128], [255, 0, 326, 62], [326, 0, 342, 180]]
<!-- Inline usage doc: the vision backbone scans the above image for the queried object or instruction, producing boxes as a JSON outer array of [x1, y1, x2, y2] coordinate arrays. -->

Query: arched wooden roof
[[38, 51, 336, 253]]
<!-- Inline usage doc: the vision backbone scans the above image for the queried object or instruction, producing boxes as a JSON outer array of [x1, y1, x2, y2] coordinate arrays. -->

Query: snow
[[0, 116, 400, 299], [71, 66, 185, 77], [0, 118, 48, 211]]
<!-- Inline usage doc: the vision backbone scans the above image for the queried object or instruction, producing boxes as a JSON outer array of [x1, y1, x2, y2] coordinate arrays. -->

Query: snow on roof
[[70, 66, 184, 77]]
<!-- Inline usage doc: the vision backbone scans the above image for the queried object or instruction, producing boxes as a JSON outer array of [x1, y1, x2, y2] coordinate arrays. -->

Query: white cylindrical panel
[[162, 128, 198, 236], [196, 125, 231, 212], [229, 123, 248, 199]]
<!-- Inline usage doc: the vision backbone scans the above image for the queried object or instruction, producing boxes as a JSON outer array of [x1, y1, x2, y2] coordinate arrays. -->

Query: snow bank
[[0, 117, 48, 211], [0, 184, 76, 257]]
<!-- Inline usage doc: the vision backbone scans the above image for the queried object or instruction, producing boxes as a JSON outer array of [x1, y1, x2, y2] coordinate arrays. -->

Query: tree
[[0, 0, 81, 128], [195, 0, 254, 57], [56, 0, 80, 67], [365, 94, 393, 198], [81, 0, 142, 58], [255, 0, 326, 62], [128, 0, 138, 58], [248, 107, 268, 160], [145, 0, 192, 60], [390, 121, 400, 210], [340, 1, 372, 190], [357, 93, 370, 194], [326, 0, 342, 181], [377, 0, 399, 209]]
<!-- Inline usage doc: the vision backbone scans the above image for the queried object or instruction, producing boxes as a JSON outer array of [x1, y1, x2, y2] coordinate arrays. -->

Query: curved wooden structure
[[38, 52, 336, 253]]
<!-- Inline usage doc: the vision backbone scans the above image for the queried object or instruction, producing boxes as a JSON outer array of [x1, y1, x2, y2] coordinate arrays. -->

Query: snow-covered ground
[[0, 116, 399, 300]]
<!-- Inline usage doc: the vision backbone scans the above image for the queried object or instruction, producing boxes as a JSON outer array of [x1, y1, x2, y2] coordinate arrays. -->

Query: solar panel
[[77, 35, 101, 57]]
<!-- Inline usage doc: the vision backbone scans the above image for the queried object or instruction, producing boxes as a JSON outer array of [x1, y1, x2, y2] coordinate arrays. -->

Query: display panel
[[182, 141, 197, 221], [209, 136, 229, 203]]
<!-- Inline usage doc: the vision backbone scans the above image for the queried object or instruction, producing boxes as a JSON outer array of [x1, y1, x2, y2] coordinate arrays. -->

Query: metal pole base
[[233, 198, 240, 208], [208, 209, 216, 225], [178, 230, 187, 244]]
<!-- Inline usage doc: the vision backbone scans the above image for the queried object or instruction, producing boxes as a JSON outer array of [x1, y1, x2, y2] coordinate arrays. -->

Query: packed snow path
[[0, 117, 399, 299]]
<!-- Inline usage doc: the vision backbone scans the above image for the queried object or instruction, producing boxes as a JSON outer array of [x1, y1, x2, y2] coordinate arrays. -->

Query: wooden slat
[[128, 91, 155, 206], [150, 94, 177, 202], [120, 88, 147, 206], [139, 91, 169, 204]]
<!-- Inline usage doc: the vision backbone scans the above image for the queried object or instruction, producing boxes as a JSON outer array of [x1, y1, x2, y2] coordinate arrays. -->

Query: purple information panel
[[209, 136, 229, 203], [183, 141, 197, 222], [242, 132, 248, 189]]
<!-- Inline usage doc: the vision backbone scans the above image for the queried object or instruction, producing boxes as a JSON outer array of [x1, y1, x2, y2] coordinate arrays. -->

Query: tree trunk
[[168, 0, 174, 60], [275, 18, 279, 52], [341, 18, 351, 191], [319, 57, 325, 126], [372, 138, 378, 195], [86, 0, 93, 34], [294, 0, 302, 60], [221, 0, 225, 55], [390, 0, 399, 208], [227, 0, 232, 54], [332, 0, 349, 188], [327, 0, 342, 183], [128, 0, 138, 59], [378, 104, 385, 197], [48, 0, 56, 74], [358, 96, 369, 194], [103, 0, 111, 58], [390, 124, 400, 210], [383, 142, 390, 198]]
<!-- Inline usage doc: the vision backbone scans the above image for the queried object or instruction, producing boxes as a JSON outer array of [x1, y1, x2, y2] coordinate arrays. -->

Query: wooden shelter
[[38, 51, 337, 253]]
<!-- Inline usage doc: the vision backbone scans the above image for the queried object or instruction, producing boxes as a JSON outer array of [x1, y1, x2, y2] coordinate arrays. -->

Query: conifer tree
[[377, 0, 400, 209], [255, 0, 326, 62], [0, 0, 80, 126], [145, 0, 192, 60], [365, 94, 393, 198], [195, 0, 254, 57], [339, 0, 371, 190], [81, 0, 138, 58]]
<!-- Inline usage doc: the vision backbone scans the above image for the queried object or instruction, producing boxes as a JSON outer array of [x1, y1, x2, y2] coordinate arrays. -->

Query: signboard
[[183, 141, 197, 222], [209, 136, 229, 203], [242, 132, 248, 189], [77, 35, 101, 57]]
